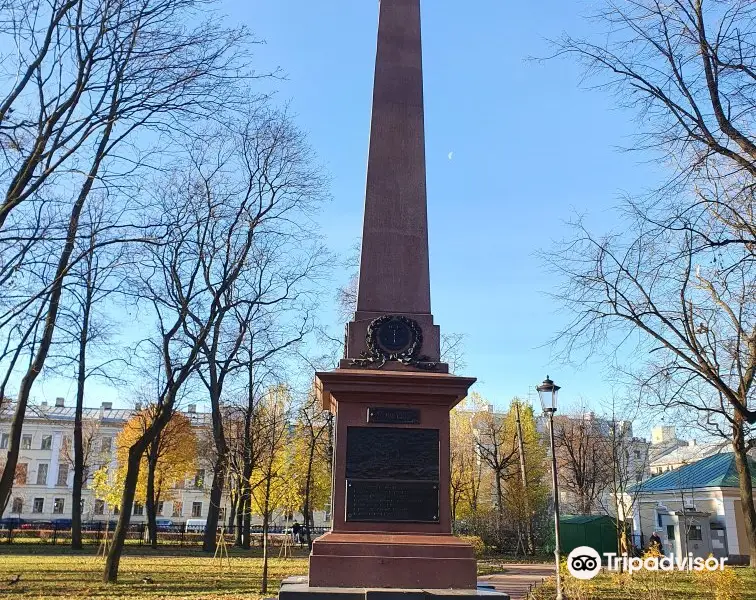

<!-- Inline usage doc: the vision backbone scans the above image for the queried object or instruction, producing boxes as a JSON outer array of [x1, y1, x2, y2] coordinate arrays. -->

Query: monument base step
[[278, 577, 510, 600], [309, 533, 477, 589]]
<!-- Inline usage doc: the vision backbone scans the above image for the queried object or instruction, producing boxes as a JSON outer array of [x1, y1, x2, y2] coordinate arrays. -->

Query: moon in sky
[[448, 151, 454, 160]]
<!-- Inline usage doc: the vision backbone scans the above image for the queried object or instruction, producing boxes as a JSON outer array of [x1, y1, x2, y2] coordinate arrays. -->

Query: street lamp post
[[537, 375, 563, 600]]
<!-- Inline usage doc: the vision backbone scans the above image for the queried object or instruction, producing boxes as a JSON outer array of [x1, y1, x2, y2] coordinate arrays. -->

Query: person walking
[[292, 521, 302, 545], [648, 531, 662, 553]]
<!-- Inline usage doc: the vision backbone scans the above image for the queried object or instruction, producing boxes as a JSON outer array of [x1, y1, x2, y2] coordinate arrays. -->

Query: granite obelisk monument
[[304, 0, 483, 592]]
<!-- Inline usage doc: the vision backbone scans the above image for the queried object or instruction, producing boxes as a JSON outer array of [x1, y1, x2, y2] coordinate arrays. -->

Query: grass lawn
[[531, 567, 756, 600], [0, 545, 311, 599], [1, 546, 755, 599]]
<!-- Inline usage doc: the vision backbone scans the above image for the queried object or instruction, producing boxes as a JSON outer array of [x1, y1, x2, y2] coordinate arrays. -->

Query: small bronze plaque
[[367, 407, 420, 424], [346, 480, 439, 523], [346, 427, 439, 480]]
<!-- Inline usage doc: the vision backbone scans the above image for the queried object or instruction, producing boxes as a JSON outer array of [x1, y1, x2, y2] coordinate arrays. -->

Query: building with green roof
[[623, 452, 755, 564]]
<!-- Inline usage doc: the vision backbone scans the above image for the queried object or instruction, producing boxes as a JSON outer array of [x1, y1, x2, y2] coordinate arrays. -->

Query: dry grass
[[531, 568, 756, 600], [0, 546, 310, 599]]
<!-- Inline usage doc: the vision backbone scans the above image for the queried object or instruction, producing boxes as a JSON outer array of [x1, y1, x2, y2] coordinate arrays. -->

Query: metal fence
[[0, 521, 329, 547]]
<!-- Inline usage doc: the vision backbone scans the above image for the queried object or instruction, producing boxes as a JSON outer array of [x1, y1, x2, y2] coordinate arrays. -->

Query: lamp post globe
[[536, 375, 560, 414]]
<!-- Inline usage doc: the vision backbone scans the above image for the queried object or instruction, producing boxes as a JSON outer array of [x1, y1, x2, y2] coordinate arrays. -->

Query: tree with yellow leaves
[[91, 466, 124, 514], [249, 385, 292, 594], [451, 393, 549, 554], [283, 391, 331, 548], [115, 407, 197, 547], [501, 398, 549, 555], [450, 404, 483, 527]]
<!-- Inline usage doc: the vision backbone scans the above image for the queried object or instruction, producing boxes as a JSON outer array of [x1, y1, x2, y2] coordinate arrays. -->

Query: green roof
[[632, 452, 756, 493], [560, 515, 616, 525]]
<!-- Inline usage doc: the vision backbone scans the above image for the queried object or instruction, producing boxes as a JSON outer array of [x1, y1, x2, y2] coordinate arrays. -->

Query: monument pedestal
[[309, 369, 479, 590]]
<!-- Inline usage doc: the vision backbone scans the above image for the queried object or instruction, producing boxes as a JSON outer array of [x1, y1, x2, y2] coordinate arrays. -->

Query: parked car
[[155, 518, 174, 531], [51, 518, 72, 529], [0, 518, 24, 528], [184, 519, 206, 533], [21, 520, 52, 529]]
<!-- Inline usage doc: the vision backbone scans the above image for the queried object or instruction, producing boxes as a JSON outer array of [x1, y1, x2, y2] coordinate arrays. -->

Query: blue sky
[[32, 0, 665, 419], [218, 0, 665, 410]]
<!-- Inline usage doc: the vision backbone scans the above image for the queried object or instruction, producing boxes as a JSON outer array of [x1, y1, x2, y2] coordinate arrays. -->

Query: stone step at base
[[277, 577, 510, 600]]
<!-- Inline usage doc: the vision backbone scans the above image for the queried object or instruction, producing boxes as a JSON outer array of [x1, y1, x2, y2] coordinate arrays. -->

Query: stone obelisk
[[344, 0, 441, 366], [297, 0, 489, 594]]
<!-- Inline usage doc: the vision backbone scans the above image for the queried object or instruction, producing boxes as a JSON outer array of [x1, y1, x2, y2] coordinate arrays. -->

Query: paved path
[[478, 564, 555, 600]]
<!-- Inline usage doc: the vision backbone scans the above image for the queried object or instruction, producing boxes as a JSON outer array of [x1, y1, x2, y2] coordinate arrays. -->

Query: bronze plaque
[[346, 480, 439, 523], [345, 427, 438, 480], [367, 407, 420, 424], [345, 427, 439, 523]]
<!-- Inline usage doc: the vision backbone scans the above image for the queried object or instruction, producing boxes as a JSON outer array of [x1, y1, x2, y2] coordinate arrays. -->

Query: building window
[[32, 498, 44, 513], [689, 525, 703, 541], [156, 501, 164, 516], [667, 525, 675, 540], [133, 503, 144, 516], [21, 435, 32, 450], [11, 497, 22, 514], [191, 502, 202, 517], [634, 450, 641, 459], [36, 463, 48, 486], [218, 507, 225, 522], [15, 463, 27, 485], [172, 501, 183, 517], [0, 433, 8, 449], [53, 498, 64, 514], [101, 438, 112, 453], [657, 513, 663, 528], [56, 463, 69, 486], [94, 499, 105, 515], [41, 435, 52, 450], [113, 505, 120, 515], [194, 469, 205, 489]]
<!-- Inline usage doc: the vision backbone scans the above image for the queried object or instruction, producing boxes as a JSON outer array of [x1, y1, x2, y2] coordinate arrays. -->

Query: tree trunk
[[303, 438, 316, 549], [105, 393, 178, 581], [228, 485, 237, 531], [494, 471, 504, 550], [235, 491, 244, 547], [72, 237, 94, 550], [104, 446, 143, 583], [261, 474, 271, 594], [241, 482, 252, 549], [203, 457, 225, 552], [71, 309, 88, 548], [145, 440, 159, 549], [732, 415, 756, 568], [241, 368, 254, 549]]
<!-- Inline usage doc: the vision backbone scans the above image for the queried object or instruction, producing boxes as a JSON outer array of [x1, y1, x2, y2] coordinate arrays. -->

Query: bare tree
[[50, 199, 128, 549], [0, 0, 253, 517], [294, 389, 331, 549], [188, 111, 327, 553], [104, 128, 261, 581], [552, 412, 614, 516], [549, 0, 756, 566], [104, 106, 327, 579], [475, 410, 519, 549]]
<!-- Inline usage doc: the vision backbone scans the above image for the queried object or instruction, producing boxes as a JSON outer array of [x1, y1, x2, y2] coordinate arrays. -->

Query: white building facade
[[0, 398, 330, 528]]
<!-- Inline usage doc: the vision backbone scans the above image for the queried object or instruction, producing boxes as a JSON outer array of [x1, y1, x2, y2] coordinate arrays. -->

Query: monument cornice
[[315, 368, 475, 412]]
